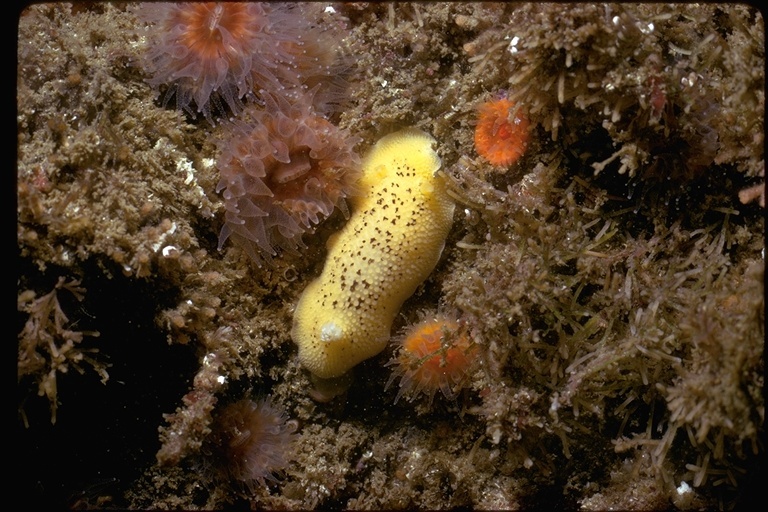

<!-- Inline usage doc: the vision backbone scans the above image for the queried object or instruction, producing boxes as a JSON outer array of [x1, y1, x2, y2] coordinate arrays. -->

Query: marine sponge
[[205, 397, 296, 491], [216, 92, 361, 265], [138, 2, 347, 123]]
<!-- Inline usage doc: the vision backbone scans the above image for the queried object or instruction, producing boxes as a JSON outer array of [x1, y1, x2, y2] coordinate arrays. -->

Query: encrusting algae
[[17, 3, 763, 510]]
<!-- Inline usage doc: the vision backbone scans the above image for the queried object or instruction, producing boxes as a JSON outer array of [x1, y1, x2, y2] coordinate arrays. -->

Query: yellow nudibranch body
[[291, 128, 455, 379]]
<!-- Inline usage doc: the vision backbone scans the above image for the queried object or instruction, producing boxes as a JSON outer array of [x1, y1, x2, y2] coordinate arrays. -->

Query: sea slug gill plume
[[215, 91, 361, 266], [291, 128, 455, 380]]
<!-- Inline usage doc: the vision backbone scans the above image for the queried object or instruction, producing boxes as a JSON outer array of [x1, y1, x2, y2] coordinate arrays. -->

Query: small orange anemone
[[474, 97, 530, 167], [386, 316, 478, 405]]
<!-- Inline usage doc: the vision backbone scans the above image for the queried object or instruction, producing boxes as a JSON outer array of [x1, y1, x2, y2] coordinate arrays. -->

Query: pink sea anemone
[[137, 2, 349, 123], [206, 397, 297, 491], [215, 91, 361, 265]]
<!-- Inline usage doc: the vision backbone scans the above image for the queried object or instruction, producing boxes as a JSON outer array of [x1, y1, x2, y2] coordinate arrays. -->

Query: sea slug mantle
[[291, 128, 455, 379]]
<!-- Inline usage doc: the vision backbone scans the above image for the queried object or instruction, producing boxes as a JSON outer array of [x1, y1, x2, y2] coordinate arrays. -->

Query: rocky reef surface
[[17, 3, 763, 510]]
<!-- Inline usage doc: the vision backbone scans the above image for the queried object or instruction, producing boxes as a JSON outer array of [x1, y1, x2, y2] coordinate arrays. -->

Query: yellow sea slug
[[291, 128, 455, 379]]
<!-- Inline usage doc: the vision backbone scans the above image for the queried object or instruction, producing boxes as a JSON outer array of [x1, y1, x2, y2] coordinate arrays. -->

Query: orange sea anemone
[[474, 97, 530, 167], [386, 315, 479, 406]]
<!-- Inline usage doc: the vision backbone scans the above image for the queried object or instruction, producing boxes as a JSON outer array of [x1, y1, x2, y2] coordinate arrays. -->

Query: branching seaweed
[[18, 276, 107, 425]]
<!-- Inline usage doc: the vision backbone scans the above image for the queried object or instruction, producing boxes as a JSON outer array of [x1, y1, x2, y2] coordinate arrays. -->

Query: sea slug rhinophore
[[291, 128, 455, 379]]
